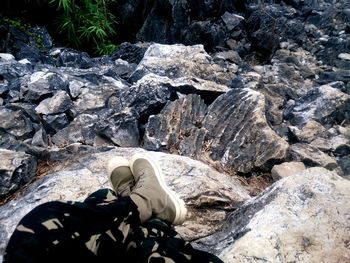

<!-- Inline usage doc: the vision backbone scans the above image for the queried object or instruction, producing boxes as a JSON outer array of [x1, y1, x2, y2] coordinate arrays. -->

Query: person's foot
[[129, 153, 187, 225], [107, 156, 135, 196]]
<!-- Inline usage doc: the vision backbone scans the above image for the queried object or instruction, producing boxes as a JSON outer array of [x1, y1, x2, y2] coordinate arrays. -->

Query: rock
[[145, 88, 289, 173], [22, 71, 68, 102], [43, 113, 69, 134], [271, 161, 306, 181], [338, 156, 350, 177], [129, 44, 236, 86], [0, 146, 251, 256], [51, 114, 99, 146], [0, 53, 15, 62], [94, 108, 140, 147], [284, 84, 350, 126], [144, 94, 207, 156], [289, 120, 326, 143], [221, 12, 244, 31], [203, 88, 289, 173], [195, 167, 350, 263], [338, 53, 350, 61], [55, 48, 93, 69], [0, 106, 34, 140], [35, 91, 73, 115], [288, 143, 339, 171], [0, 149, 37, 197], [111, 42, 150, 64], [31, 128, 48, 148]]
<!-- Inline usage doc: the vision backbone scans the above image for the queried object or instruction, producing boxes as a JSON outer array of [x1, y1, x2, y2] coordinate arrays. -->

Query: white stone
[[0, 53, 15, 61], [271, 161, 306, 180], [338, 53, 350, 61]]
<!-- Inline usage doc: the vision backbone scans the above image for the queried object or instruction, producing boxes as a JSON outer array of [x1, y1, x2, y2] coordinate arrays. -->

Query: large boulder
[[196, 167, 350, 263], [0, 145, 251, 257], [145, 89, 289, 173]]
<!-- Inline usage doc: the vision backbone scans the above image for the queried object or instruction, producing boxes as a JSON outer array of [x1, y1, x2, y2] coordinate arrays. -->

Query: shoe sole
[[107, 156, 132, 190], [130, 153, 187, 225]]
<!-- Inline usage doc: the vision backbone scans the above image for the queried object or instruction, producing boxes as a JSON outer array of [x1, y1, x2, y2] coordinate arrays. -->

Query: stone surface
[[129, 43, 236, 86], [35, 90, 73, 115], [195, 167, 350, 263], [0, 149, 37, 197], [288, 143, 339, 171], [0, 146, 251, 256], [284, 84, 350, 127], [271, 161, 306, 181]]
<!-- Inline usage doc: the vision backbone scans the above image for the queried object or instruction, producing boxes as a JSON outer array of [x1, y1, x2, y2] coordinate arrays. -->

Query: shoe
[[107, 156, 135, 196], [129, 153, 187, 225]]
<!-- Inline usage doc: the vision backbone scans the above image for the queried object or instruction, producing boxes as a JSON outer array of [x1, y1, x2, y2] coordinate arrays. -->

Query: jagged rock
[[284, 84, 350, 126], [21, 71, 68, 102], [0, 54, 15, 62], [145, 89, 289, 173], [0, 146, 251, 256], [271, 161, 306, 181], [289, 120, 326, 143], [0, 149, 37, 197], [43, 113, 69, 134], [221, 12, 244, 31], [338, 53, 350, 61], [195, 167, 350, 263], [31, 128, 48, 148], [144, 94, 207, 156], [111, 42, 150, 64], [203, 88, 289, 173], [54, 48, 93, 69], [94, 108, 140, 147], [35, 91, 73, 115], [288, 143, 339, 171], [129, 44, 236, 86], [51, 114, 99, 146], [0, 106, 34, 140]]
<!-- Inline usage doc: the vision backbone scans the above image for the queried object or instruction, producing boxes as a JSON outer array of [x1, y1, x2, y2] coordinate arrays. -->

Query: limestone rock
[[35, 91, 73, 115], [129, 43, 236, 86], [0, 146, 251, 256], [271, 161, 306, 181], [289, 120, 326, 143], [338, 53, 350, 61], [284, 84, 350, 126], [0, 149, 37, 197], [288, 143, 339, 171], [144, 89, 289, 173], [144, 94, 207, 156], [196, 167, 350, 263], [203, 88, 289, 173]]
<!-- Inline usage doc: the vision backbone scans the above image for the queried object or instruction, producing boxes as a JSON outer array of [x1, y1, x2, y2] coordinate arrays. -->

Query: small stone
[[271, 161, 306, 181], [35, 91, 73, 115], [338, 53, 350, 61], [0, 53, 15, 61]]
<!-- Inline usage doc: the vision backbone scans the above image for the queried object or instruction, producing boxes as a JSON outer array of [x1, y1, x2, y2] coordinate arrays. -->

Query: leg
[[126, 219, 224, 263], [4, 189, 140, 263]]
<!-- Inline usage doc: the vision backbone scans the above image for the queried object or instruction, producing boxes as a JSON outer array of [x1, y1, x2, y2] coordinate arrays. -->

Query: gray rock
[[0, 106, 34, 140], [129, 44, 236, 86], [22, 71, 68, 102], [144, 88, 289, 173], [0, 149, 37, 197], [43, 113, 69, 134], [196, 167, 350, 263], [284, 84, 350, 126], [51, 114, 99, 145], [0, 146, 251, 256], [95, 108, 140, 147], [0, 53, 15, 62], [203, 88, 289, 173], [271, 161, 306, 181], [221, 12, 244, 31], [31, 128, 48, 148], [144, 94, 207, 156], [338, 53, 350, 61], [289, 120, 326, 143], [289, 143, 339, 171], [35, 91, 73, 115]]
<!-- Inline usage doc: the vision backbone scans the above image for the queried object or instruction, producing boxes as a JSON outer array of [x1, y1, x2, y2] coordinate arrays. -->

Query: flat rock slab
[[196, 167, 350, 263], [0, 145, 250, 257]]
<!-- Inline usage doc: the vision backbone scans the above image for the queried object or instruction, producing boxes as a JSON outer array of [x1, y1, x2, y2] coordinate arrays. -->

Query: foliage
[[49, 0, 118, 55]]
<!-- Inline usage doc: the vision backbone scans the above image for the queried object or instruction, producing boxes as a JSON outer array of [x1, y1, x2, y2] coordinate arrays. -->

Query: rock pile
[[0, 0, 350, 262]]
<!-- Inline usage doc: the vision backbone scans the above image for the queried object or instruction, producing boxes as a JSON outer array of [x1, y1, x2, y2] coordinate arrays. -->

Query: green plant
[[50, 0, 118, 55]]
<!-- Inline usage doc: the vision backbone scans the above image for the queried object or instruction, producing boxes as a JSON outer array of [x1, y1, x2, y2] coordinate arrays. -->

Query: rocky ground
[[0, 0, 350, 262]]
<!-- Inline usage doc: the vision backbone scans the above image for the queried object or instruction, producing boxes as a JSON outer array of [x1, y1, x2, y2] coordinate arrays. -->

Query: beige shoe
[[107, 156, 135, 196], [129, 153, 187, 225]]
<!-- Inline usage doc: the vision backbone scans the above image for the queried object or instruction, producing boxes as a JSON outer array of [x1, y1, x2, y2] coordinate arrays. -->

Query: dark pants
[[4, 189, 223, 263]]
